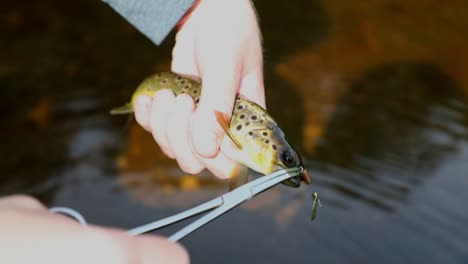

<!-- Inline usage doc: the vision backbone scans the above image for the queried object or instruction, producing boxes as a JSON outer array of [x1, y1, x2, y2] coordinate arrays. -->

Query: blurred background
[[1, 0, 468, 263]]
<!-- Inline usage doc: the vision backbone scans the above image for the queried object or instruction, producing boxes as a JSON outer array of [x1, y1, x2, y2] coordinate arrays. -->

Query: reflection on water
[[312, 63, 468, 210], [2, 0, 468, 263]]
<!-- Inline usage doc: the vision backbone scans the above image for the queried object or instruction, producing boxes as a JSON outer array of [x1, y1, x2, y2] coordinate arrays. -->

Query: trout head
[[270, 142, 311, 188]]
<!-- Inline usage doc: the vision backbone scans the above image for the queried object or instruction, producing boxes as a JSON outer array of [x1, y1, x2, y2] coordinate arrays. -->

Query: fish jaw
[[266, 164, 301, 188], [282, 176, 301, 188], [300, 168, 312, 185], [280, 168, 310, 188], [281, 167, 311, 187]]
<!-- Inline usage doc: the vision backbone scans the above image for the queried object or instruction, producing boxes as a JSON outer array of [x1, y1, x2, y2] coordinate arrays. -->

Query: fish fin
[[228, 163, 249, 191], [214, 110, 242, 149], [110, 103, 134, 115]]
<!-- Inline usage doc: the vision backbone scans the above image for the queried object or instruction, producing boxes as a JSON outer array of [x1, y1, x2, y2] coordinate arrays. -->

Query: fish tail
[[109, 103, 134, 115]]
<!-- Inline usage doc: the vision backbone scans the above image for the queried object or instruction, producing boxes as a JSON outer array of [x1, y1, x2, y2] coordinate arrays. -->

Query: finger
[[166, 94, 204, 174], [239, 66, 265, 109], [171, 32, 198, 78], [133, 95, 152, 131], [149, 89, 176, 159], [2, 214, 189, 264], [219, 136, 247, 164], [94, 229, 189, 264], [0, 194, 46, 212], [197, 150, 238, 179], [191, 62, 241, 158], [128, 234, 189, 264]]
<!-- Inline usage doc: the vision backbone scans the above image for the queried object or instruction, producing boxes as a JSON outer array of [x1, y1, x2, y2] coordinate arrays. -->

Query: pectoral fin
[[110, 103, 134, 115], [228, 163, 249, 191], [214, 110, 242, 149]]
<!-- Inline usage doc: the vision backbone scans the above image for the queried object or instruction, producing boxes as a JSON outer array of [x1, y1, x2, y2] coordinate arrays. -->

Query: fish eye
[[280, 149, 296, 167]]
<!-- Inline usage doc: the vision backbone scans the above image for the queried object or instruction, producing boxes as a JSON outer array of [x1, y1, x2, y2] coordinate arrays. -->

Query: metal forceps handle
[[128, 167, 302, 242], [48, 168, 302, 242], [127, 197, 223, 239]]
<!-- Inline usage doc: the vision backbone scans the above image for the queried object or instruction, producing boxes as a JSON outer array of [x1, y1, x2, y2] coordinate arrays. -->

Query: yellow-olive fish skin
[[110, 72, 311, 188]]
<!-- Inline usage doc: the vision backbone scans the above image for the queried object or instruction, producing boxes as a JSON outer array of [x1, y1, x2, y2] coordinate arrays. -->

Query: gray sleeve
[[102, 0, 196, 45]]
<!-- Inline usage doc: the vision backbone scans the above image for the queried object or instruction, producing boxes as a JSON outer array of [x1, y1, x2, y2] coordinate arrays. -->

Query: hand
[[134, 0, 265, 179], [0, 195, 189, 264]]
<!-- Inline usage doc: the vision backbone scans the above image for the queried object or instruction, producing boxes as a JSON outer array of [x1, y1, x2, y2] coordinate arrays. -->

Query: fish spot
[[195, 98, 200, 103], [161, 79, 167, 84], [183, 85, 190, 89], [180, 80, 186, 85], [193, 90, 198, 94], [245, 122, 250, 126], [239, 114, 245, 119], [262, 132, 268, 136], [265, 140, 270, 144], [272, 144, 277, 150], [236, 124, 242, 131], [250, 115, 257, 121], [248, 131, 253, 136], [237, 105, 244, 110], [176, 76, 182, 80]]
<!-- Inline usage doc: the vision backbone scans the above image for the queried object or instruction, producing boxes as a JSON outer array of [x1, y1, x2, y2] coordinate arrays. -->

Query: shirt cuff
[[102, 0, 196, 45]]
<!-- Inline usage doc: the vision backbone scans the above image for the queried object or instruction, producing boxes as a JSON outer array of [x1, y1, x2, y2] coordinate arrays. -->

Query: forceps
[[49, 167, 303, 242]]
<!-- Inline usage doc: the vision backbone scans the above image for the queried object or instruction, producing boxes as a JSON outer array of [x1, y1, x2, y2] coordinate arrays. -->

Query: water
[[1, 0, 468, 263]]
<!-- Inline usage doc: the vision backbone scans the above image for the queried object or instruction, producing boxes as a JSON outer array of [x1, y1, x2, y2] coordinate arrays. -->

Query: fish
[[110, 72, 311, 189]]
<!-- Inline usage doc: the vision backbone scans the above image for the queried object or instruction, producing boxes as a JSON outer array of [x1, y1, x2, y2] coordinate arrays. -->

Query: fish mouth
[[281, 176, 302, 188], [300, 167, 312, 184], [280, 167, 311, 188]]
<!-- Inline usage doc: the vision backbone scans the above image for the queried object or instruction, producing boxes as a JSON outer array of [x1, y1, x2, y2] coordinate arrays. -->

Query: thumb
[[106, 231, 190, 264], [1, 213, 189, 264], [191, 66, 241, 157]]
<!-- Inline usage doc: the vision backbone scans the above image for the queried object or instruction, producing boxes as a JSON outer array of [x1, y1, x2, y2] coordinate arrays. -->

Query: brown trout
[[110, 72, 311, 189]]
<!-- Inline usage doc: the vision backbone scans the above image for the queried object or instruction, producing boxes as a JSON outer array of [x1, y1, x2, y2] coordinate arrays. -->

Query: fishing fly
[[311, 192, 321, 221]]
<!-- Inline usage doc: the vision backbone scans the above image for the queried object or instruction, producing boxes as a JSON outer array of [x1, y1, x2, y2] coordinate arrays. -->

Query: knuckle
[[162, 147, 176, 160], [134, 112, 149, 131], [179, 161, 204, 175]]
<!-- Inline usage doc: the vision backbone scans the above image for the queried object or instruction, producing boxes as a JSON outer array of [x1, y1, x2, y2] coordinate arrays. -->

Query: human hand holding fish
[[133, 0, 265, 180], [108, 0, 315, 223], [112, 72, 311, 189]]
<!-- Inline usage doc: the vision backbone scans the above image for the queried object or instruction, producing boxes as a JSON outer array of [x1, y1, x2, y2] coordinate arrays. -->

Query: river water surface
[[1, 0, 468, 263]]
